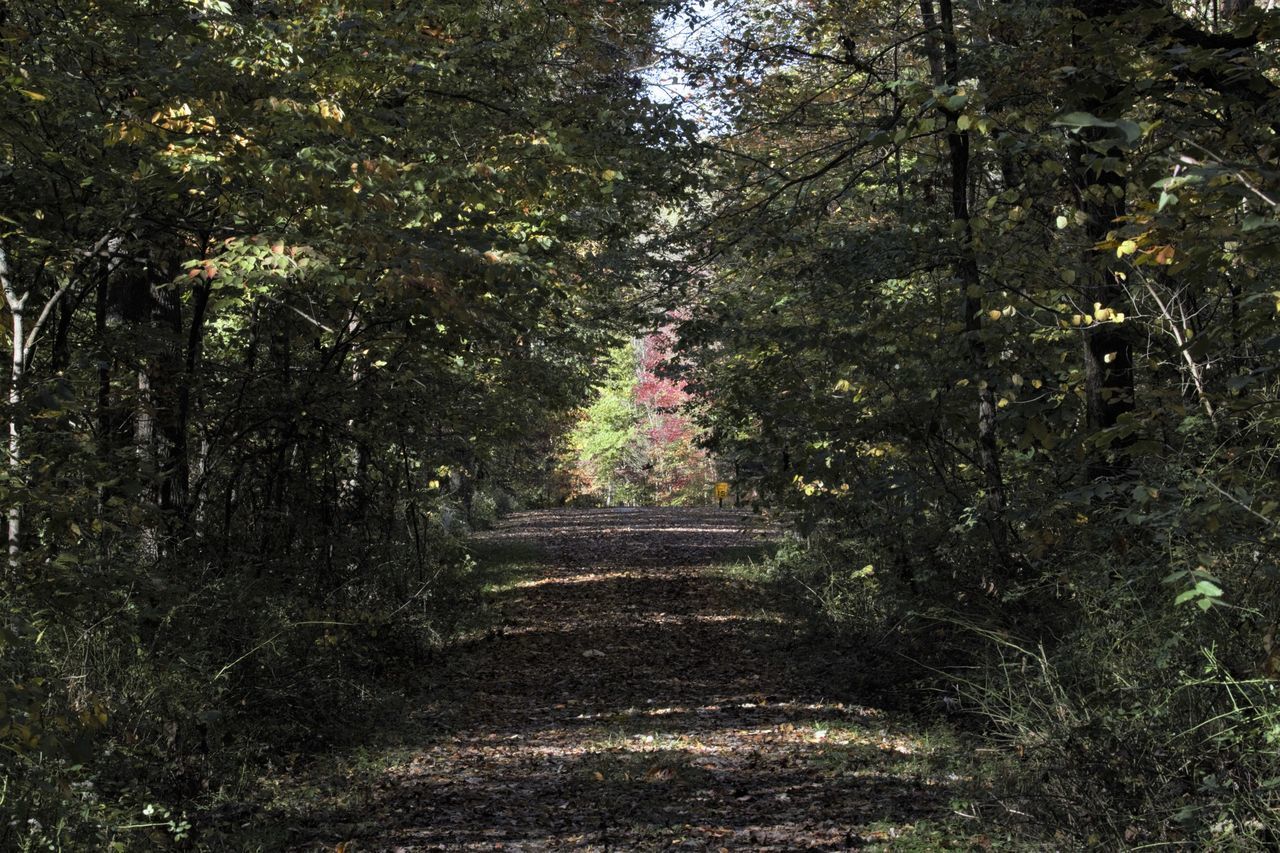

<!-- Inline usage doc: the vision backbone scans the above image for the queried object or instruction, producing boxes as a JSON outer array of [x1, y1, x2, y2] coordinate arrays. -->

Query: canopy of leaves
[[669, 0, 1280, 843], [0, 0, 696, 845]]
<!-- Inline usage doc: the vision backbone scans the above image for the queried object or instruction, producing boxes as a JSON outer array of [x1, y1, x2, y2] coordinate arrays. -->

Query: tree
[[671, 0, 1280, 842], [567, 327, 710, 506], [0, 0, 696, 843]]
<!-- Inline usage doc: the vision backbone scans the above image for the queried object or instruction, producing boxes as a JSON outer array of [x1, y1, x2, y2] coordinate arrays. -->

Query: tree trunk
[[1, 241, 98, 569], [920, 0, 1012, 565], [175, 276, 211, 525], [4, 276, 24, 571], [103, 245, 187, 557], [1070, 3, 1137, 478]]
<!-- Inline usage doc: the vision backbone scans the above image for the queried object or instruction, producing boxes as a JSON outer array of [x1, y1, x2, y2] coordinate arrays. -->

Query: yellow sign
[[714, 482, 730, 500]]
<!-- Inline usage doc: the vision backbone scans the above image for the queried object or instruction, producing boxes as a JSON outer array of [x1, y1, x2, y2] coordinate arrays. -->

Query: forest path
[[302, 508, 980, 851]]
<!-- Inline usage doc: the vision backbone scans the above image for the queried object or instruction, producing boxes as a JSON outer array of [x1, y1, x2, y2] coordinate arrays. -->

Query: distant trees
[[567, 328, 710, 506]]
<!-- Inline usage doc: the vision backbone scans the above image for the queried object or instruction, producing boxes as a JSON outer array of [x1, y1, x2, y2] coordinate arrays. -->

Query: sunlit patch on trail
[[508, 570, 633, 588], [567, 698, 879, 723]]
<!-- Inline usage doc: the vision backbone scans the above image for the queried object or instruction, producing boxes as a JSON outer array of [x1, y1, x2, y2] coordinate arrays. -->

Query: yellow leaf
[[18, 89, 47, 101], [987, 309, 1002, 321], [1117, 239, 1138, 257]]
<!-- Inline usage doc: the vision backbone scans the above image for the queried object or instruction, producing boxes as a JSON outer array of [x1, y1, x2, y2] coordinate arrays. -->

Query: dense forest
[[3, 0, 1280, 849]]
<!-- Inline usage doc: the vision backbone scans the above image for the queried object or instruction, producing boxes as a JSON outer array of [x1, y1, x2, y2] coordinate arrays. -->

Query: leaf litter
[[288, 508, 1013, 851]]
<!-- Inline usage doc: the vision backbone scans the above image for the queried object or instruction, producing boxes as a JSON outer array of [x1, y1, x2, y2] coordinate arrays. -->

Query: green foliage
[[670, 0, 1280, 844], [564, 336, 711, 506], [0, 0, 693, 844], [5, 0, 1279, 844], [568, 344, 648, 505], [947, 579, 1280, 847], [762, 535, 889, 635]]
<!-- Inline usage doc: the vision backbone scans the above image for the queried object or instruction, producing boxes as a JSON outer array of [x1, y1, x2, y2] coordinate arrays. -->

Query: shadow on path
[[293, 509, 962, 851]]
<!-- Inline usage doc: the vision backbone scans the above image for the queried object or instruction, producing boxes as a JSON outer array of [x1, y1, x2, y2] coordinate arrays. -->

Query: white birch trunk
[[0, 245, 25, 570]]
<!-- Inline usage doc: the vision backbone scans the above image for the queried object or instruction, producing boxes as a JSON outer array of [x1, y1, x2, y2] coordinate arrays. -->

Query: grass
[[855, 818, 1041, 851], [195, 536, 554, 849], [710, 540, 1065, 851], [468, 538, 550, 595], [710, 543, 781, 578]]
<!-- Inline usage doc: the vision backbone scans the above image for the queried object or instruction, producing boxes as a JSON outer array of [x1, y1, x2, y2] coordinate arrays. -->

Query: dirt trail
[[305, 508, 966, 850]]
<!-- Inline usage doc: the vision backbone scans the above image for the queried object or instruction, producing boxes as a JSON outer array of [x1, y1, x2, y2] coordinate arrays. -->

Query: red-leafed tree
[[567, 326, 712, 505], [634, 325, 711, 503]]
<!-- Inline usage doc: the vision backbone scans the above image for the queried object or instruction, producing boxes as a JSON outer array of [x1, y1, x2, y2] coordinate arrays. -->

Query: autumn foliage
[[564, 326, 711, 506]]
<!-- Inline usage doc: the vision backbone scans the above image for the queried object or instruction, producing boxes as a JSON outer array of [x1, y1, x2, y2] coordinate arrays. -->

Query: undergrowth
[[1, 495, 533, 851], [753, 517, 1280, 850]]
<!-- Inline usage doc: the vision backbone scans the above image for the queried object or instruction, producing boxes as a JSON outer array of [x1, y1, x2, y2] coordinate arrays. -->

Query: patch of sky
[[643, 0, 743, 135]]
